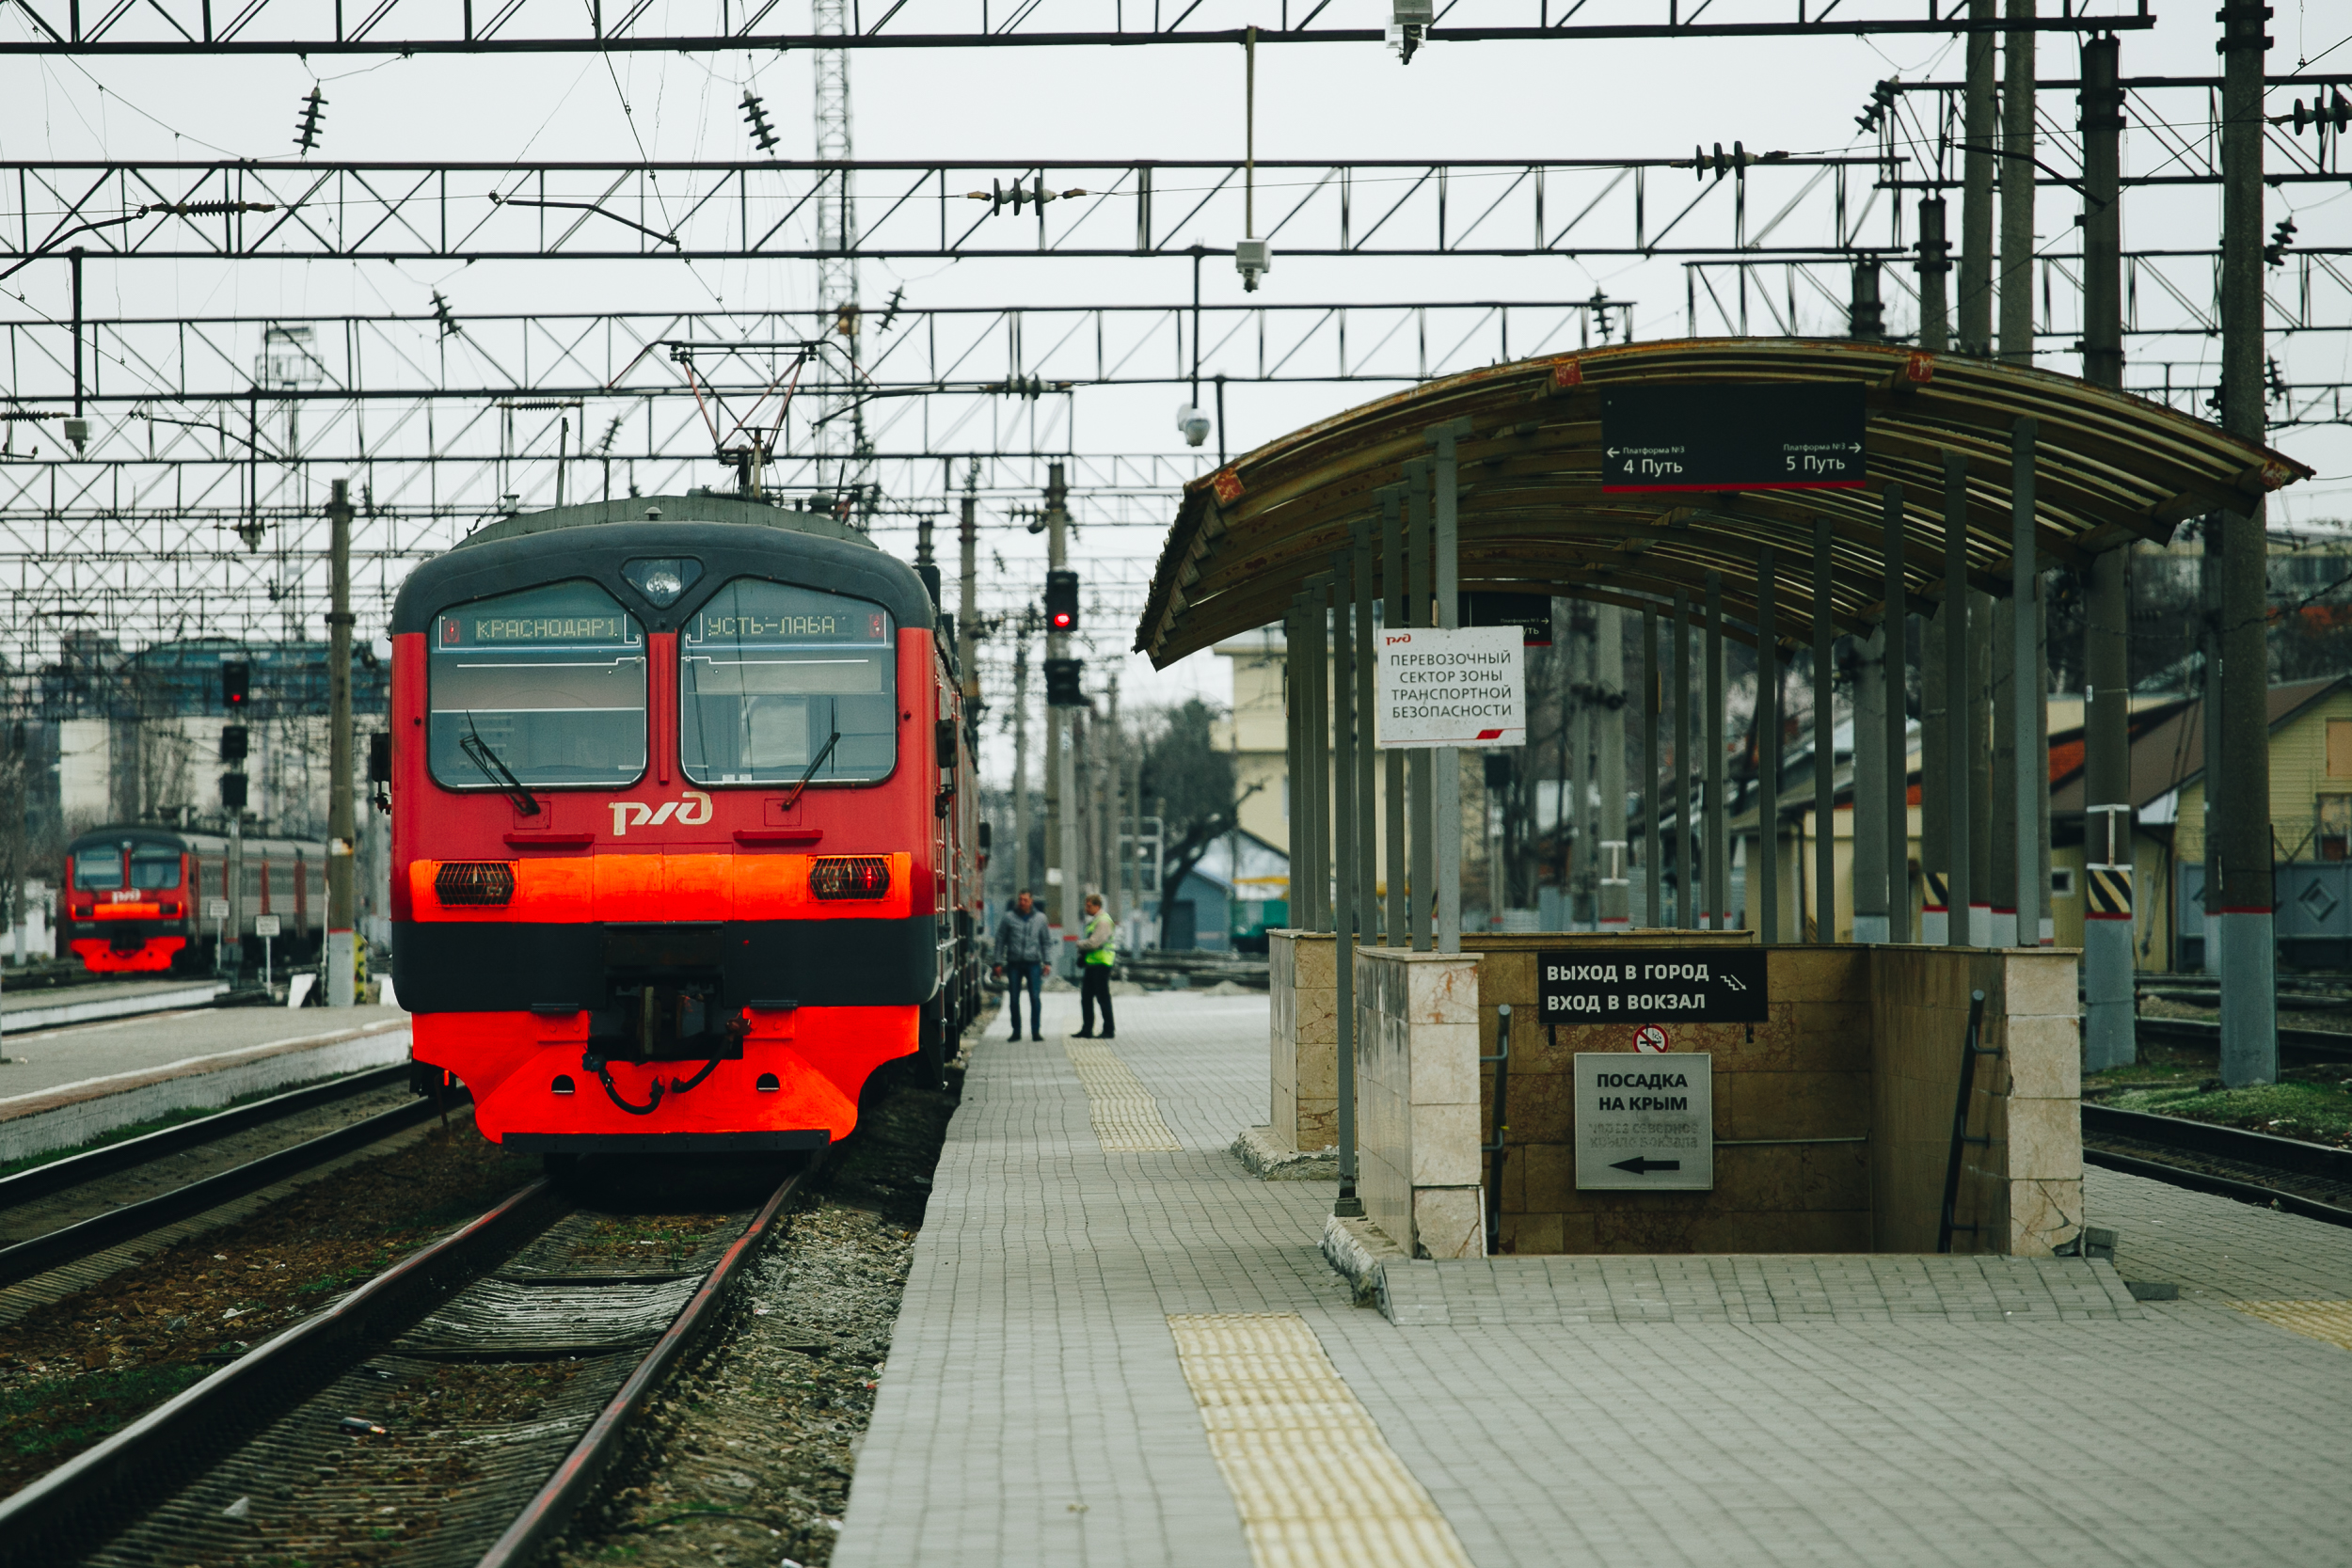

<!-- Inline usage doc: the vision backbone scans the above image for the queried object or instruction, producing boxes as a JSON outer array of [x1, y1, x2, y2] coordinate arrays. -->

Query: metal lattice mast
[[813, 0, 870, 523]]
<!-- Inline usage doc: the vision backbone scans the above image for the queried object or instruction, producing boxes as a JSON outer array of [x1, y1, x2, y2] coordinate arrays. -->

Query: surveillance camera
[[1176, 404, 1212, 448]]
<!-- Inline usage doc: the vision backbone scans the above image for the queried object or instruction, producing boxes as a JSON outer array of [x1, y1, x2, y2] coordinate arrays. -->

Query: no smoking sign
[[1632, 1024, 1671, 1053]]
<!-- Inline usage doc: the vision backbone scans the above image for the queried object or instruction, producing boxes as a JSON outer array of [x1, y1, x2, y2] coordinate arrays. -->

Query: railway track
[[0, 1159, 807, 1568], [2083, 1102, 2352, 1227], [0, 1065, 450, 1311]]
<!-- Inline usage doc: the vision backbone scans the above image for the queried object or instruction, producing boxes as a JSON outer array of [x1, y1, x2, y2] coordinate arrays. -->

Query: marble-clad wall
[[1355, 947, 1484, 1259], [1266, 931, 1336, 1154]]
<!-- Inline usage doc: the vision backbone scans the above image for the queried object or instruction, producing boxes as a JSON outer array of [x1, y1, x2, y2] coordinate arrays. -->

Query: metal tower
[[812, 0, 871, 525]]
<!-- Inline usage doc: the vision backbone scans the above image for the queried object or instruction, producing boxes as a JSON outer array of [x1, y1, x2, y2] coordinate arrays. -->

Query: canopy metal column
[[2010, 420, 2042, 949], [1330, 556, 1365, 1219], [1756, 550, 1781, 943], [1705, 572, 1728, 930], [1406, 459, 1435, 953], [1853, 617, 1889, 943], [1597, 605, 1630, 932], [1883, 484, 1912, 943], [1644, 606, 1663, 927], [1352, 518, 1379, 947], [1812, 518, 1836, 942], [1674, 587, 1694, 929], [1379, 486, 1409, 950], [1429, 420, 1470, 953]]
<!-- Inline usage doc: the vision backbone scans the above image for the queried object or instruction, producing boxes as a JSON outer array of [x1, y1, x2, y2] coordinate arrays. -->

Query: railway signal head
[[222, 660, 249, 711], [220, 772, 248, 811], [220, 724, 248, 763], [1045, 570, 1080, 633], [1045, 657, 1086, 708]]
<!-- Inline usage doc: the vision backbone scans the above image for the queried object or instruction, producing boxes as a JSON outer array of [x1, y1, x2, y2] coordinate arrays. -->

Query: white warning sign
[[1373, 626, 1526, 749], [1573, 1052, 1714, 1191]]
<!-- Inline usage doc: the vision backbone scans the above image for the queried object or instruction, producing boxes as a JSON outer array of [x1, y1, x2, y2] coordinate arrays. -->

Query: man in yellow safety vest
[[1072, 893, 1117, 1040]]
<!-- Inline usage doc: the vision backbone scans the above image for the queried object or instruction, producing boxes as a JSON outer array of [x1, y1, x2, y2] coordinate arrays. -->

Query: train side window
[[680, 578, 898, 787], [130, 844, 183, 890], [428, 581, 648, 790], [74, 846, 125, 891]]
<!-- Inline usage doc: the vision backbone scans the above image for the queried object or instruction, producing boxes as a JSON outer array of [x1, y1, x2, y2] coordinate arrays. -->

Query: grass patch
[[0, 1362, 210, 1460], [2105, 1079, 2352, 1145], [0, 1068, 378, 1181]]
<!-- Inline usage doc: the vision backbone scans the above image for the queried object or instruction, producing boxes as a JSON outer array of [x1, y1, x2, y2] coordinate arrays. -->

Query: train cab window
[[428, 581, 648, 790], [680, 578, 898, 786], [129, 844, 183, 890], [73, 846, 125, 891]]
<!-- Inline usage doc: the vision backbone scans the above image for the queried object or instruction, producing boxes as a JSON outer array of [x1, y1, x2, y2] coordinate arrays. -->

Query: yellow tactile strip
[[1064, 1038, 1183, 1151], [2232, 1299, 2352, 1352], [1168, 1313, 1477, 1568]]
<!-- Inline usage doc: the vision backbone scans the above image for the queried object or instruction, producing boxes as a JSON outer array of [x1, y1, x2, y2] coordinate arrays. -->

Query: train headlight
[[623, 556, 703, 608], [810, 856, 891, 900]]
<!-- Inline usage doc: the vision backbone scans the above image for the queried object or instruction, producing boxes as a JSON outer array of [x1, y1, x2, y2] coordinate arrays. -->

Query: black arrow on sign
[[1610, 1155, 1683, 1175]]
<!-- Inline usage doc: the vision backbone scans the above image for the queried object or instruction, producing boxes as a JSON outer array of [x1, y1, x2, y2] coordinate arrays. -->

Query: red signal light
[[810, 856, 891, 900]]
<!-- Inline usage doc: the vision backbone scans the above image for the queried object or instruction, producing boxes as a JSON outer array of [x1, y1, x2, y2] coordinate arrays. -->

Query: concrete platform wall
[[1264, 928, 2084, 1259]]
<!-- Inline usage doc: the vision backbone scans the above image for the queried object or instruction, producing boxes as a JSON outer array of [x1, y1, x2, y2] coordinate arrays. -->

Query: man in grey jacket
[[993, 890, 1054, 1042]]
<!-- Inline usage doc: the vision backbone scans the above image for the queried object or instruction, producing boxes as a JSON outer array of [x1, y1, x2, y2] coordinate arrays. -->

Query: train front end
[[390, 509, 961, 1152], [61, 830, 195, 973]]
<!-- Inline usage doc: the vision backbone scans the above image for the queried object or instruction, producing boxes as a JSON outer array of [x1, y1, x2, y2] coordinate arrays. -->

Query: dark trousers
[[1006, 960, 1043, 1037], [1080, 963, 1116, 1037]]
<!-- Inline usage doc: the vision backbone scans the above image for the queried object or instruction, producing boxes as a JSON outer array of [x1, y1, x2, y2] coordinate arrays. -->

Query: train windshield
[[680, 578, 897, 786], [129, 844, 182, 890], [428, 581, 648, 789], [73, 846, 124, 891]]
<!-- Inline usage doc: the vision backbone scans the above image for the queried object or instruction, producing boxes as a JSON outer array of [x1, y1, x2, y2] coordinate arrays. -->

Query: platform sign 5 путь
[[1574, 1053, 1714, 1191], [1537, 947, 1770, 1023], [1599, 383, 1866, 493], [1374, 626, 1526, 748]]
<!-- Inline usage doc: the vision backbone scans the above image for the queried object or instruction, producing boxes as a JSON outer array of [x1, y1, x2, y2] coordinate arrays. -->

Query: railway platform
[[0, 999, 411, 1164], [840, 989, 2352, 1568]]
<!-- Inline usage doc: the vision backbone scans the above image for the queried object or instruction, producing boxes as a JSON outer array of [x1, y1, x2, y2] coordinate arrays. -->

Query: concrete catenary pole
[[1105, 674, 1122, 926], [2079, 29, 2136, 1066], [1048, 466, 1078, 960], [1013, 629, 1031, 896], [1330, 553, 1364, 1218], [1998, 0, 2038, 368], [325, 479, 356, 1006], [958, 491, 980, 724], [2217, 0, 2278, 1084], [1958, 0, 1998, 357], [1916, 197, 1951, 355]]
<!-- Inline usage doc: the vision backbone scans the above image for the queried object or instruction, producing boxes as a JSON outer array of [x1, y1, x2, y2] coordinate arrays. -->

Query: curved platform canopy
[[1134, 340, 2312, 666]]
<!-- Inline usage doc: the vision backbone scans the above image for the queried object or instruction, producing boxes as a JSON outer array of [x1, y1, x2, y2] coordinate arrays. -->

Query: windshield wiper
[[782, 730, 842, 812], [461, 713, 542, 816]]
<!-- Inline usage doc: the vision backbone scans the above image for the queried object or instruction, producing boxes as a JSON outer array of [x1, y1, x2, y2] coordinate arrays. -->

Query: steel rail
[[474, 1166, 807, 1568], [0, 1178, 564, 1568], [0, 1061, 410, 1210], [2082, 1101, 2352, 1229], [0, 1083, 456, 1289]]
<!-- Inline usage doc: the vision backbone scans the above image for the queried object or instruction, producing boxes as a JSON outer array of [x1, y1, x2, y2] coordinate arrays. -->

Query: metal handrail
[[1482, 1004, 1512, 1255], [1937, 990, 1995, 1254]]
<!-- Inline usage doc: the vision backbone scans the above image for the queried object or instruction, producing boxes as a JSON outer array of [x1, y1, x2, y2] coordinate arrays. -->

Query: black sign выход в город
[[1599, 383, 1867, 493], [1538, 946, 1770, 1024]]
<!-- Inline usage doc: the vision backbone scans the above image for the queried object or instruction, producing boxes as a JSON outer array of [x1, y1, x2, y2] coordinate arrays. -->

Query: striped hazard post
[[1922, 869, 1951, 944], [2088, 863, 2134, 922]]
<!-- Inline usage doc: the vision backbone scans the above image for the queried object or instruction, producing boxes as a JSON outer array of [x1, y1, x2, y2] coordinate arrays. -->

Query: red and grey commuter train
[[389, 498, 987, 1154], [60, 825, 326, 974]]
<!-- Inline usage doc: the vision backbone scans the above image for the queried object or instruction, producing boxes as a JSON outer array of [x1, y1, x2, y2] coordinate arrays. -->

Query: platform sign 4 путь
[[1599, 383, 1866, 493], [1574, 1053, 1714, 1191], [1374, 626, 1526, 749], [1536, 947, 1770, 1023]]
